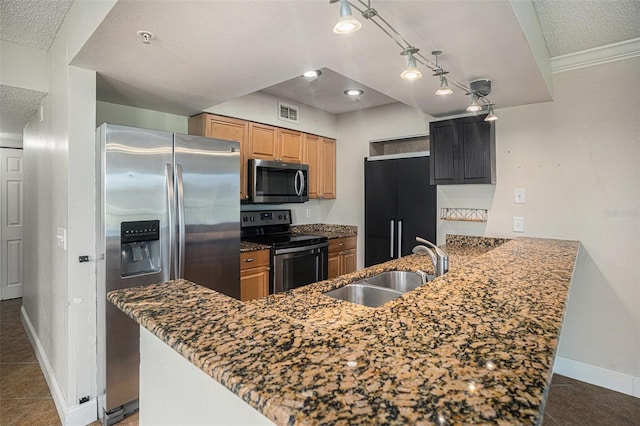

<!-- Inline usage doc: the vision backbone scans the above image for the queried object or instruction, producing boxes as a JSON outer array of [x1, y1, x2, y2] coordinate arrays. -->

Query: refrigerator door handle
[[397, 219, 403, 259], [176, 164, 186, 279], [166, 163, 176, 280], [390, 219, 395, 259]]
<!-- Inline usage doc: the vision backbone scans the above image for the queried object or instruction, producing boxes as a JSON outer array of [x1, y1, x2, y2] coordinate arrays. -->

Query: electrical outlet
[[513, 217, 524, 233], [306, 209, 311, 218], [514, 188, 526, 204]]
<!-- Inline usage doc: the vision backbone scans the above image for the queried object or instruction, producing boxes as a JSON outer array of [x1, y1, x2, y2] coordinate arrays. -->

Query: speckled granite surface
[[108, 237, 580, 425], [240, 240, 270, 252], [291, 224, 358, 239]]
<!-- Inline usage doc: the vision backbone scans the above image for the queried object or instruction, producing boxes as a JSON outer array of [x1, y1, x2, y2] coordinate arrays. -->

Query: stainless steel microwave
[[248, 159, 309, 204]]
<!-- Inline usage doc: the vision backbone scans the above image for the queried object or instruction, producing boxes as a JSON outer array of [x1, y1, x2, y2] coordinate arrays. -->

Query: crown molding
[[551, 38, 640, 73]]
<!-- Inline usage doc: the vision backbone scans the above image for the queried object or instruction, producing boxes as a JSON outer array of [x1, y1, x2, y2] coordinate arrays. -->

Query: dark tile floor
[[1, 298, 638, 425]]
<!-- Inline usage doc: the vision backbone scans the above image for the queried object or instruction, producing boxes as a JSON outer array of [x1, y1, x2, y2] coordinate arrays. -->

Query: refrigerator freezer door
[[364, 156, 436, 267], [174, 134, 241, 299], [396, 156, 436, 257], [365, 159, 398, 266], [97, 124, 173, 413]]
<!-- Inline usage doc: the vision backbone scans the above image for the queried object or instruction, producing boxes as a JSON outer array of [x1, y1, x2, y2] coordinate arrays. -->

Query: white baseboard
[[554, 356, 640, 398], [21, 307, 98, 425]]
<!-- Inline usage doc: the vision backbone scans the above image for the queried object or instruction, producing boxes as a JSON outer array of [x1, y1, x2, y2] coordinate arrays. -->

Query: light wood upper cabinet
[[304, 135, 335, 199], [278, 128, 303, 163], [189, 113, 336, 201], [303, 134, 320, 199], [248, 122, 278, 160], [188, 114, 249, 200], [320, 138, 336, 199]]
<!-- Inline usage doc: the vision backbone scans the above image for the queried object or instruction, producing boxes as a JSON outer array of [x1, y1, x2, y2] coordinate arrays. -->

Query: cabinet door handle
[[244, 258, 255, 262], [339, 243, 344, 246]]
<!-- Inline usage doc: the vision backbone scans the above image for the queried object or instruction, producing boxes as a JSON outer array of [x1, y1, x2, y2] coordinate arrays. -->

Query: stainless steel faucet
[[412, 237, 449, 276]]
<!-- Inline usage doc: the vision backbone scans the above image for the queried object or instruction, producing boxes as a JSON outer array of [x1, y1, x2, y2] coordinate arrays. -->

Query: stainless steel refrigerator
[[364, 154, 437, 267], [96, 123, 240, 424]]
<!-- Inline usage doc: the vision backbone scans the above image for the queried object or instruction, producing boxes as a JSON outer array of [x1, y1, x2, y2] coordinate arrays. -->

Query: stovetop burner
[[240, 209, 328, 249]]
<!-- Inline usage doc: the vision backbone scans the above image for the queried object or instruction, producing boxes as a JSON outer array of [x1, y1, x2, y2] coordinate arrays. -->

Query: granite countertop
[[241, 224, 358, 252], [108, 236, 580, 425]]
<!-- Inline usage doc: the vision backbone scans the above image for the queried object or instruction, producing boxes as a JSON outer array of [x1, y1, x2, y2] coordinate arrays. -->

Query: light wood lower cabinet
[[328, 236, 357, 279], [240, 249, 270, 301]]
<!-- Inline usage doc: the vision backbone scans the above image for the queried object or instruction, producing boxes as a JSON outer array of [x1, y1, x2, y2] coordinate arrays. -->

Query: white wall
[[329, 58, 639, 392], [438, 58, 639, 382], [96, 101, 188, 133], [0, 40, 48, 92], [22, 1, 117, 424]]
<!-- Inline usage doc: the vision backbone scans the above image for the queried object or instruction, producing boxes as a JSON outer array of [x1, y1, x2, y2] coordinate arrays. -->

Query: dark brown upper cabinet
[[429, 114, 496, 185]]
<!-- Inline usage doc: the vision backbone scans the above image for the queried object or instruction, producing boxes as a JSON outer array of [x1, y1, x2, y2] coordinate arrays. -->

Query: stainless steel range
[[241, 209, 328, 293]]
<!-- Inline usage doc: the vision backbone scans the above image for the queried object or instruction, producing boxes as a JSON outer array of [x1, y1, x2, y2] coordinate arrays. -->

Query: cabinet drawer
[[240, 249, 270, 270], [328, 236, 357, 253]]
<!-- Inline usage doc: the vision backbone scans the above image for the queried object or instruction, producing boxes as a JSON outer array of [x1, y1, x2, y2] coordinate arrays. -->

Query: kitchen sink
[[360, 270, 433, 293], [323, 270, 435, 307], [323, 283, 403, 308]]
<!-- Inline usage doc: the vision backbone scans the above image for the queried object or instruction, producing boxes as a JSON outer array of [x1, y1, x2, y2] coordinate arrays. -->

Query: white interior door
[[1, 148, 24, 300]]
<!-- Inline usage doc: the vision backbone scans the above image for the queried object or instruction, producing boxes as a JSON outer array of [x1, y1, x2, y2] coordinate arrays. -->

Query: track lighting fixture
[[435, 76, 453, 96], [432, 50, 452, 95], [329, 1, 497, 115], [400, 48, 422, 81], [485, 105, 498, 121], [333, 0, 362, 34], [466, 94, 483, 112]]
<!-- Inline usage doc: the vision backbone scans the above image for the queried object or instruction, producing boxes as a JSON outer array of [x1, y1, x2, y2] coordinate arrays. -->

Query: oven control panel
[[241, 209, 292, 227]]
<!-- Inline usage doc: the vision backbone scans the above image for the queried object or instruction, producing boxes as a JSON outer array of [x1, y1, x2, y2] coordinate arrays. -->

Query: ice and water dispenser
[[120, 220, 161, 277]]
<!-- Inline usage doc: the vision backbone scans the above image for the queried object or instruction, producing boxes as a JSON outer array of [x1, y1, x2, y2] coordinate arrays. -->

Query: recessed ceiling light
[[344, 89, 364, 96], [303, 70, 322, 78]]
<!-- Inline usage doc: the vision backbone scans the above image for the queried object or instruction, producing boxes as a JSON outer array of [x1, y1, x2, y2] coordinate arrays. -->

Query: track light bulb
[[485, 105, 498, 121], [467, 95, 482, 112], [333, 0, 362, 34], [435, 76, 453, 96], [401, 55, 422, 80]]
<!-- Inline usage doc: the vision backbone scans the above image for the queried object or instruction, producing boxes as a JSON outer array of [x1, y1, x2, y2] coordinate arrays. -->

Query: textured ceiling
[[1, 0, 640, 140], [0, 0, 74, 50], [0, 85, 47, 136], [533, 0, 640, 57]]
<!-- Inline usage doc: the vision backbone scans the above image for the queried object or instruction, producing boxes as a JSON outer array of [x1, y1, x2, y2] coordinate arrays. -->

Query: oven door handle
[[274, 242, 328, 255]]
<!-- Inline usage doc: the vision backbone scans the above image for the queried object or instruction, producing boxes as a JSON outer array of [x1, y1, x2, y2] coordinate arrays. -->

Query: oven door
[[272, 242, 328, 293]]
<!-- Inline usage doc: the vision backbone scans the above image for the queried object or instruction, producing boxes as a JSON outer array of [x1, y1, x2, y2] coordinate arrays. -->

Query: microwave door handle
[[299, 170, 305, 196], [294, 170, 304, 196]]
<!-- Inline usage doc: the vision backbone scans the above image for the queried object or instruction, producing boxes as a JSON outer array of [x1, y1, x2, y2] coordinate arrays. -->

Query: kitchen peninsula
[[108, 236, 580, 425]]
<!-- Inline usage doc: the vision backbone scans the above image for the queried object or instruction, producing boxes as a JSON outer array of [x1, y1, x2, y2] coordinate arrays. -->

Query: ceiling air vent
[[278, 102, 299, 123]]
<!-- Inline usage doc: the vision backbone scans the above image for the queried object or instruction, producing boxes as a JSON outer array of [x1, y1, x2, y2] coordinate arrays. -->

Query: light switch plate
[[513, 217, 524, 233], [56, 227, 67, 250], [514, 188, 525, 204]]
